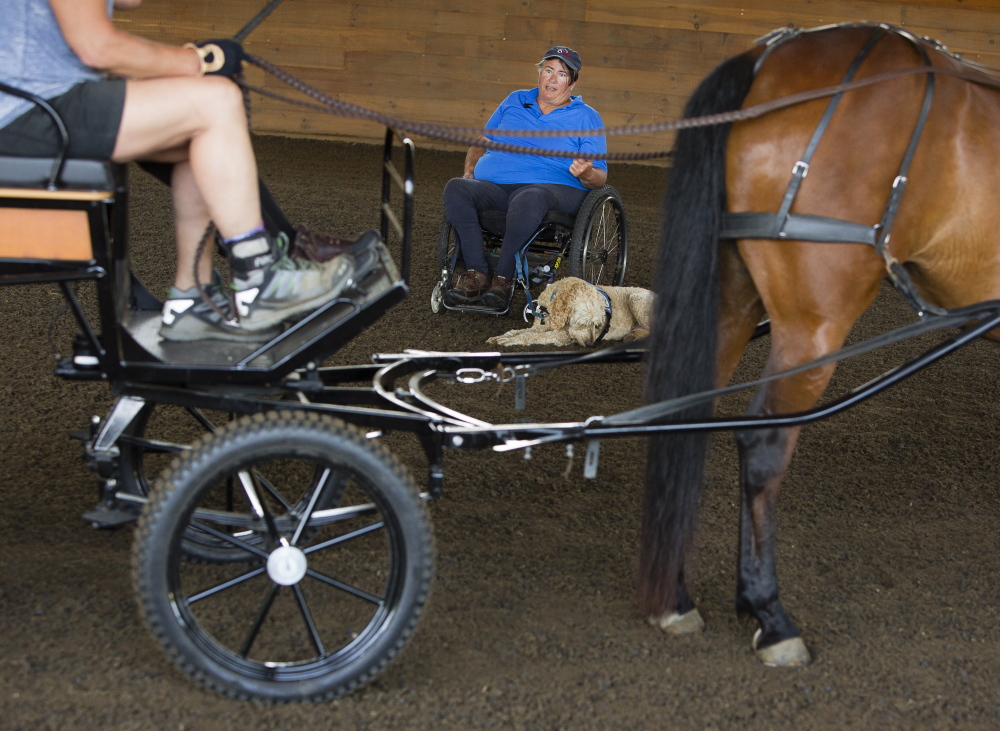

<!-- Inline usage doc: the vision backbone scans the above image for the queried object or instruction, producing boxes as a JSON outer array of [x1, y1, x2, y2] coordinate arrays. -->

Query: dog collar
[[594, 286, 612, 345]]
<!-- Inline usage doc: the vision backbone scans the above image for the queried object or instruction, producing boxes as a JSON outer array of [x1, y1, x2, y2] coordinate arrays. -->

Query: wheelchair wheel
[[433, 218, 458, 312], [132, 410, 433, 702], [567, 185, 628, 287]]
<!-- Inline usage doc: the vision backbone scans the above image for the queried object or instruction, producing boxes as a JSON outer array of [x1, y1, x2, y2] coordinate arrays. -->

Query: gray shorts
[[0, 78, 126, 158]]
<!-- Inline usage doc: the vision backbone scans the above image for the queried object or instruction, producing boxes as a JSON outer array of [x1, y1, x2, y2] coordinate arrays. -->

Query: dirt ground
[[2, 134, 1000, 730]]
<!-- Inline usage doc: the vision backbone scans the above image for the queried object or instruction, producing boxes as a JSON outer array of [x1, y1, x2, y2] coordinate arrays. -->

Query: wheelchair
[[430, 184, 628, 319]]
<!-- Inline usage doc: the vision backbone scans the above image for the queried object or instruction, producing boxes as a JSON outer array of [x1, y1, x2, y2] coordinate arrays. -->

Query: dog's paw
[[487, 334, 515, 346], [624, 328, 649, 342]]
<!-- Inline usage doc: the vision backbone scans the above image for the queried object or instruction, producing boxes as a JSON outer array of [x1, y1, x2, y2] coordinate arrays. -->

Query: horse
[[641, 22, 1000, 666]]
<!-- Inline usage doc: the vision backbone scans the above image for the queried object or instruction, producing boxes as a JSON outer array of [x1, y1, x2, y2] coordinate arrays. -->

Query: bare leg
[[169, 160, 214, 290], [111, 76, 262, 288]]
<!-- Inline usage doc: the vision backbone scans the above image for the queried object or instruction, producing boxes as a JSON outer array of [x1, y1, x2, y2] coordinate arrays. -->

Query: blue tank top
[[0, 0, 114, 128]]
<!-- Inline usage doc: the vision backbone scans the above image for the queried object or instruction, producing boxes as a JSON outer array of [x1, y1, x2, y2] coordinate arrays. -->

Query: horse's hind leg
[[648, 241, 766, 635], [732, 284, 877, 666]]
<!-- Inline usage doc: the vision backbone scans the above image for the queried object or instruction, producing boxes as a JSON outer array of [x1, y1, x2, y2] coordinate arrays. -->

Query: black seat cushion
[[0, 156, 115, 190], [477, 208, 576, 238]]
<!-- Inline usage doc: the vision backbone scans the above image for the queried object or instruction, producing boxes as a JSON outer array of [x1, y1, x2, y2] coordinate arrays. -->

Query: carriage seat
[[477, 208, 576, 238], [0, 155, 116, 192]]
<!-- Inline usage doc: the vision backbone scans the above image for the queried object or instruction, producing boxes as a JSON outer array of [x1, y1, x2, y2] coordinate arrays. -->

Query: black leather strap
[[720, 24, 946, 318]]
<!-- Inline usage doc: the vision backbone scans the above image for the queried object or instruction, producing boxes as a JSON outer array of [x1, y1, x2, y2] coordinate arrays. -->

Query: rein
[[240, 54, 1000, 162]]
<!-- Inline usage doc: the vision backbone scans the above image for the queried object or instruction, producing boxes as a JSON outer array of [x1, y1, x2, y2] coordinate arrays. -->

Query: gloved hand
[[187, 39, 244, 78]]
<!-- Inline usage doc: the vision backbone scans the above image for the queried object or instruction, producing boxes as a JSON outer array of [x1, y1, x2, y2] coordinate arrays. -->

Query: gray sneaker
[[232, 253, 355, 332], [159, 281, 279, 342]]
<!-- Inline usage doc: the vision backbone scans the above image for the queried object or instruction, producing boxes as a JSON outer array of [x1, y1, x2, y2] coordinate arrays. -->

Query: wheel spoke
[[304, 520, 384, 554], [239, 583, 280, 657], [117, 435, 188, 455], [188, 518, 271, 560], [307, 568, 384, 606], [187, 406, 220, 435], [238, 470, 284, 548], [292, 467, 336, 546], [308, 501, 380, 526], [187, 566, 267, 604], [292, 584, 326, 656], [252, 469, 294, 513]]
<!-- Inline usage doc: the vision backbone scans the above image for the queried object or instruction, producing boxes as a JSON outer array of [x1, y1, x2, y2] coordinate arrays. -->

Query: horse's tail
[[639, 51, 758, 616]]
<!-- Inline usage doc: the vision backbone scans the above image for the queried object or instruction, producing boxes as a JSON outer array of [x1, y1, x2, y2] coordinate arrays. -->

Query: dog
[[487, 277, 653, 347]]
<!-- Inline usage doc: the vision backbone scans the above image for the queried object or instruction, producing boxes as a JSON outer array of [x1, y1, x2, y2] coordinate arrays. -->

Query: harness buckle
[[792, 160, 809, 178]]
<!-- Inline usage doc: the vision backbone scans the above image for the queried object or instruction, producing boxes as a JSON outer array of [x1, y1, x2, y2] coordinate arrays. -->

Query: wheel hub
[[266, 545, 308, 585]]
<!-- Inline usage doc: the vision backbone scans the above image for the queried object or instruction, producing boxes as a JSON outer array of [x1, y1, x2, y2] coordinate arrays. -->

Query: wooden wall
[[114, 0, 1000, 158]]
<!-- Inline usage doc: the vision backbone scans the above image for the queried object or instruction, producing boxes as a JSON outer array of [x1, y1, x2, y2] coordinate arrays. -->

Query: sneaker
[[482, 273, 514, 311], [233, 253, 356, 331], [159, 281, 279, 342], [445, 269, 491, 303]]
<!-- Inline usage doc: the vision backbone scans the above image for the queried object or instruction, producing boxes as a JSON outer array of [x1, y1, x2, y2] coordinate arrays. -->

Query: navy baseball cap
[[542, 46, 582, 73]]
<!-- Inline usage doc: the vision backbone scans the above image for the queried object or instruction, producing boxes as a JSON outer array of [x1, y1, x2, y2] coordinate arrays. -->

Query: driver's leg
[[115, 77, 355, 338]]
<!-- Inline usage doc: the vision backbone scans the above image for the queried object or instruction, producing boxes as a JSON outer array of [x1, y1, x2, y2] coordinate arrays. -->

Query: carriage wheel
[[567, 185, 628, 287], [132, 410, 432, 702], [116, 402, 344, 564], [115, 400, 221, 499]]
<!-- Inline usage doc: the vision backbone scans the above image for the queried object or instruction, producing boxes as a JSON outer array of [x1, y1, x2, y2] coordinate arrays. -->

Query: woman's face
[[537, 58, 576, 107]]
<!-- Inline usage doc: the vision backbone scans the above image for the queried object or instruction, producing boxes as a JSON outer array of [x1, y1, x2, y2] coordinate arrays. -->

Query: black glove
[[192, 39, 244, 78]]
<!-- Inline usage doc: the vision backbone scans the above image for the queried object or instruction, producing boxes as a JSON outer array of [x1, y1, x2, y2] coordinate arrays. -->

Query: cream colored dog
[[487, 277, 653, 348]]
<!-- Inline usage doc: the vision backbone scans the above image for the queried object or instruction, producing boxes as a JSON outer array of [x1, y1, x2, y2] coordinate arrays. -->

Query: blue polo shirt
[[474, 88, 608, 190]]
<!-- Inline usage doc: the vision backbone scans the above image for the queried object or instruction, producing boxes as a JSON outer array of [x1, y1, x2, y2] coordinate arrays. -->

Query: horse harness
[[719, 22, 947, 317]]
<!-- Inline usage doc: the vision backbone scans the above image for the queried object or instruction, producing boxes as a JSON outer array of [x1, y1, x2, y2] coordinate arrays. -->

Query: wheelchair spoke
[[186, 566, 267, 604], [239, 583, 281, 657], [293, 584, 326, 656]]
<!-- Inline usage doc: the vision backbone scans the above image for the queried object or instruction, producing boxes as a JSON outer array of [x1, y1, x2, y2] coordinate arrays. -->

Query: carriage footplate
[[118, 236, 405, 376]]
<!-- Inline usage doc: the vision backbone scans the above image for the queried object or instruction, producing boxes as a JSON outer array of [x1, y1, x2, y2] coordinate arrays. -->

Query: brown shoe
[[483, 274, 514, 310], [290, 225, 354, 263], [450, 269, 491, 300]]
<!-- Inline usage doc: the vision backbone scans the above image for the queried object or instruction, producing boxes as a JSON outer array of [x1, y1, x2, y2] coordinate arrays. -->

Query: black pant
[[442, 178, 587, 279]]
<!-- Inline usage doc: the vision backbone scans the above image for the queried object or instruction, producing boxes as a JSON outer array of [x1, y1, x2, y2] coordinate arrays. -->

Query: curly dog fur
[[487, 277, 653, 347]]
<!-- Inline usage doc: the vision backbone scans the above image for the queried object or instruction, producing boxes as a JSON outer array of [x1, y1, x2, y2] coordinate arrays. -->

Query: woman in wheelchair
[[442, 46, 608, 311], [0, 0, 356, 342]]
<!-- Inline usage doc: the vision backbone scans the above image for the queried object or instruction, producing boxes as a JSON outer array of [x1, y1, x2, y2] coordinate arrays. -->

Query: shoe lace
[[271, 253, 321, 272]]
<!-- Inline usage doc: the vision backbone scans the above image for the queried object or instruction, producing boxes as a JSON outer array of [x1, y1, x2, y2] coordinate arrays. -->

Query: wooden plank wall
[[114, 0, 1000, 158]]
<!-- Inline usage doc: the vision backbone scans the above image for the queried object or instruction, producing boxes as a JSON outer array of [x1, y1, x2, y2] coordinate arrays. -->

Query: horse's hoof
[[648, 608, 705, 635], [752, 629, 811, 667]]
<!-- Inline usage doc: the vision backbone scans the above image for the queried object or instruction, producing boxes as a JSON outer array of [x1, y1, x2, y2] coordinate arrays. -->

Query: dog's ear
[[628, 290, 654, 330]]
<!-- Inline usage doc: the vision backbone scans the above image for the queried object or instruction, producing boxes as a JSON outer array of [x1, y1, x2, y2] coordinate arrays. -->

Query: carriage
[[3, 19, 1000, 702]]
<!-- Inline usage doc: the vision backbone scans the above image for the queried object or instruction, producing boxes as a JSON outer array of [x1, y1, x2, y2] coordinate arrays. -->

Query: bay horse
[[642, 22, 1000, 666]]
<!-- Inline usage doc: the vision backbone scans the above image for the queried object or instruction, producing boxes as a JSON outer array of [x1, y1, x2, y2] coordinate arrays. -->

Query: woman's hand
[[570, 158, 607, 189]]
